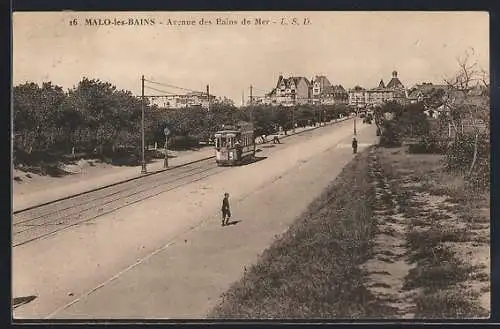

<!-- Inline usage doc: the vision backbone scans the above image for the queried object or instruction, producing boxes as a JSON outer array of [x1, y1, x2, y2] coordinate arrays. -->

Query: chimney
[[392, 70, 398, 78]]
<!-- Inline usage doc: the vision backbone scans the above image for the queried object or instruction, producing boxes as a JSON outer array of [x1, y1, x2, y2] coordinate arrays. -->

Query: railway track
[[12, 119, 352, 248], [12, 158, 225, 247]]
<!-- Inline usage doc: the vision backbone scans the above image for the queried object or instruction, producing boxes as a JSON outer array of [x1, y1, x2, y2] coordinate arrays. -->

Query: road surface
[[13, 119, 377, 319]]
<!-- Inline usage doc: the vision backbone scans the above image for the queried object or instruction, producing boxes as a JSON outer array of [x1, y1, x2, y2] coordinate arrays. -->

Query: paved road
[[13, 119, 377, 319], [12, 120, 347, 213]]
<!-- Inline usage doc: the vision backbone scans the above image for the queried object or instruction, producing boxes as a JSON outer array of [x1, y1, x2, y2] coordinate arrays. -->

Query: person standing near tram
[[235, 139, 242, 160]]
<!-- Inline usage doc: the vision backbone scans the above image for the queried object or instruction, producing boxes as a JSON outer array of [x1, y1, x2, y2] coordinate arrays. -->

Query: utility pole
[[249, 84, 254, 124], [206, 84, 213, 143], [354, 100, 358, 136], [206, 84, 210, 111], [141, 75, 147, 174], [164, 126, 170, 168]]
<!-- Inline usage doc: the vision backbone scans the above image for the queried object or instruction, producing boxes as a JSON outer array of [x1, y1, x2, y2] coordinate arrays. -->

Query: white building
[[149, 92, 216, 110]]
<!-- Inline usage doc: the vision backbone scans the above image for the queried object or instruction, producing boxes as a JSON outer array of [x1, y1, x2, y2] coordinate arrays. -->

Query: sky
[[13, 11, 489, 104]]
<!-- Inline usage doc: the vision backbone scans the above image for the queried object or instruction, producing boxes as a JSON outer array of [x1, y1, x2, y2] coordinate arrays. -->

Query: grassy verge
[[209, 147, 380, 319], [376, 147, 490, 319], [208, 144, 489, 319]]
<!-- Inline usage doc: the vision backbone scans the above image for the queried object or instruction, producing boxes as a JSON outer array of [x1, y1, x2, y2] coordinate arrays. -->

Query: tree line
[[13, 77, 351, 166]]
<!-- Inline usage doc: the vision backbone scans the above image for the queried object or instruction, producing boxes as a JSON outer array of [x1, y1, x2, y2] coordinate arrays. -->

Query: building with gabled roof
[[312, 75, 348, 105], [348, 70, 409, 108], [386, 70, 405, 89], [148, 91, 216, 110], [348, 85, 368, 108], [407, 82, 449, 105], [368, 70, 408, 106], [271, 75, 312, 106]]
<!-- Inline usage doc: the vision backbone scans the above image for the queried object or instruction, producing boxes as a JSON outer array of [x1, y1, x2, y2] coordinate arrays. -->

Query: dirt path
[[360, 148, 416, 318]]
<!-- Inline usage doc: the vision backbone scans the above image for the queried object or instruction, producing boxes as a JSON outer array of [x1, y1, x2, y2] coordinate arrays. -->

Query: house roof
[[447, 87, 489, 106], [313, 75, 332, 89], [291, 76, 311, 87], [386, 77, 405, 89], [266, 88, 277, 97], [385, 70, 405, 89], [407, 83, 449, 99], [350, 85, 366, 91], [276, 76, 311, 89]]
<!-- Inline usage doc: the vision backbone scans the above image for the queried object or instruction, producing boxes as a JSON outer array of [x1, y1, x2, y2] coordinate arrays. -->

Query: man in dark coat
[[221, 192, 231, 226], [352, 136, 358, 154]]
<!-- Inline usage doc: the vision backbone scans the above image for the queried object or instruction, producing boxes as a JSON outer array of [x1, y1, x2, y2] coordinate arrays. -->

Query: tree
[[423, 87, 446, 109], [13, 82, 66, 154], [443, 49, 490, 177], [275, 106, 290, 130], [214, 96, 235, 107], [377, 101, 405, 147], [398, 103, 430, 138], [64, 78, 143, 153]]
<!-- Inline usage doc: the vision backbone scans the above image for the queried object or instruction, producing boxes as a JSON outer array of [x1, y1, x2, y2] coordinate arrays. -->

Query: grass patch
[[460, 210, 489, 224], [377, 146, 490, 318], [403, 260, 474, 290], [406, 226, 471, 265], [415, 289, 489, 319], [209, 147, 381, 319]]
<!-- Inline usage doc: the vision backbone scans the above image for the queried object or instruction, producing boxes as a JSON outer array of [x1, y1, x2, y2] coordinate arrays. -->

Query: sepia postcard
[[11, 11, 490, 321]]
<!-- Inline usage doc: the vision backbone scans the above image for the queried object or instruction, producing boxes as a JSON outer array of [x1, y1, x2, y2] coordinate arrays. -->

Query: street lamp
[[141, 75, 147, 174], [163, 126, 170, 168], [353, 99, 358, 136]]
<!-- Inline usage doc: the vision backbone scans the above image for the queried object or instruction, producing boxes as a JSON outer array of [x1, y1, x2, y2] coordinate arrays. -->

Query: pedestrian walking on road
[[352, 136, 358, 154], [221, 192, 231, 226]]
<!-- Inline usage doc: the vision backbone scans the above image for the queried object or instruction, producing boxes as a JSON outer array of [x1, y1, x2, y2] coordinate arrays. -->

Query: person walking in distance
[[352, 136, 358, 154], [221, 193, 231, 226]]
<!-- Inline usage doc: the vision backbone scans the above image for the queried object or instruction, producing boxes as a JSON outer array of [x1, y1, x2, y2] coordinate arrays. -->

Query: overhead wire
[[144, 78, 206, 95], [143, 85, 179, 96]]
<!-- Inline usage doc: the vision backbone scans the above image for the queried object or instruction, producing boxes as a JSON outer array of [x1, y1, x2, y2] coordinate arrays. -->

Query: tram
[[214, 121, 256, 166]]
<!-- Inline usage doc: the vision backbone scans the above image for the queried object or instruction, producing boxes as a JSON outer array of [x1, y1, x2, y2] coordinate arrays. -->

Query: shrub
[[379, 121, 402, 147], [445, 133, 489, 171], [168, 135, 200, 150], [445, 132, 489, 188], [408, 134, 446, 154]]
